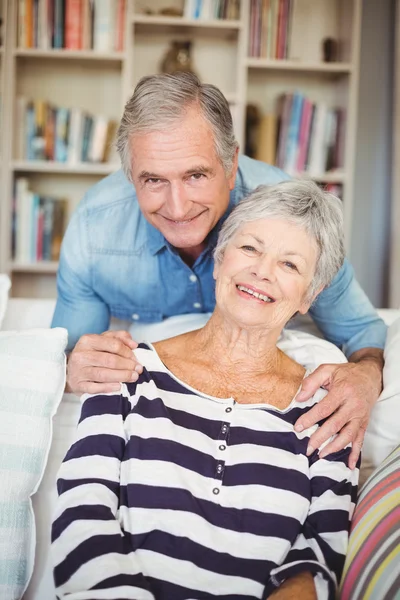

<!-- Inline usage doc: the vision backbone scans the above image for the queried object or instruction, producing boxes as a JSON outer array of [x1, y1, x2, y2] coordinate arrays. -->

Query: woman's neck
[[190, 309, 284, 377]]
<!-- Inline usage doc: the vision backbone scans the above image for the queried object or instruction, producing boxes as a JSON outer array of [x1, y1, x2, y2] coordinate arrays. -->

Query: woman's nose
[[252, 256, 277, 282]]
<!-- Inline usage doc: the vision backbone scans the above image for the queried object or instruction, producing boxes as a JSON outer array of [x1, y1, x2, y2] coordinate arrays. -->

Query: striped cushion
[[0, 328, 67, 600], [340, 444, 400, 599]]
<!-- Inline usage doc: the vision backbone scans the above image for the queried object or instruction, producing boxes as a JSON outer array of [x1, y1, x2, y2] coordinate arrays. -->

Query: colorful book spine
[[65, 0, 82, 49], [284, 92, 303, 173]]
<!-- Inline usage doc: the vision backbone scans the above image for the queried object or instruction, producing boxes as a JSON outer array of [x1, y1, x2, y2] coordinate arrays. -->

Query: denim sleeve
[[51, 205, 110, 352], [309, 258, 387, 358]]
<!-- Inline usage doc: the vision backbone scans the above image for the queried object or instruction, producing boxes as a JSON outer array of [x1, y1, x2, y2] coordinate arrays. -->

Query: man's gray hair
[[116, 72, 238, 182], [214, 179, 345, 299]]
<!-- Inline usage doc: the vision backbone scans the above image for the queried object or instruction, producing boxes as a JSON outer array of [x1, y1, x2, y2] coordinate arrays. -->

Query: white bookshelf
[[0, 0, 362, 298]]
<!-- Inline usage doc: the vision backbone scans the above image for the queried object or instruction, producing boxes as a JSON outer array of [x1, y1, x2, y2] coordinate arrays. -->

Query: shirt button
[[213, 487, 220, 495], [216, 464, 223, 473], [219, 444, 226, 451], [193, 302, 202, 309], [189, 274, 197, 282], [132, 313, 140, 320], [225, 407, 232, 413], [221, 425, 228, 434]]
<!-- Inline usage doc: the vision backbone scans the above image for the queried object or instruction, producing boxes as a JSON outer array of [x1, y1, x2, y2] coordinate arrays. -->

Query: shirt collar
[[145, 219, 168, 255]]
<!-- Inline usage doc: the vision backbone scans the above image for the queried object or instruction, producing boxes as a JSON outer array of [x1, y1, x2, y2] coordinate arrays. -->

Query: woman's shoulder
[[278, 329, 347, 371]]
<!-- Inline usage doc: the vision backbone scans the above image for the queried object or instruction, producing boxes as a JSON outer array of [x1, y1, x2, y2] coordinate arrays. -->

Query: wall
[[350, 0, 395, 307]]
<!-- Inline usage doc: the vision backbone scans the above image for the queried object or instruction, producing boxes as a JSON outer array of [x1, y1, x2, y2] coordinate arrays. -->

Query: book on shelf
[[183, 0, 240, 20], [17, 97, 117, 164], [17, 0, 126, 52], [249, 0, 293, 59], [12, 178, 67, 263], [253, 92, 346, 177]]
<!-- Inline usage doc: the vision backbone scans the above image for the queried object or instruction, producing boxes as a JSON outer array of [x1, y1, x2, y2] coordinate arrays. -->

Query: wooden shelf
[[132, 15, 242, 34], [246, 58, 352, 74], [14, 49, 126, 62], [10, 261, 58, 274], [12, 161, 120, 175], [304, 171, 345, 184]]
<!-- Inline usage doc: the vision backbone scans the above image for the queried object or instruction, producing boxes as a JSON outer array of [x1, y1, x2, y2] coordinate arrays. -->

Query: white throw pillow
[[0, 275, 11, 328], [361, 316, 400, 486], [0, 328, 68, 600]]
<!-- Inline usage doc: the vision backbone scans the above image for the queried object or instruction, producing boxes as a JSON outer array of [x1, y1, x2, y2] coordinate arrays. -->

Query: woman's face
[[213, 218, 322, 331]]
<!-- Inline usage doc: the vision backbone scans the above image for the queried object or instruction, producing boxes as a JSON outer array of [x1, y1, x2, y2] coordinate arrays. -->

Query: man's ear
[[298, 285, 325, 314], [228, 147, 239, 190]]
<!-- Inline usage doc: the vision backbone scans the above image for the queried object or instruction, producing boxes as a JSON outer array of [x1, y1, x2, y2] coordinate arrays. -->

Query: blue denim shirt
[[52, 155, 387, 354]]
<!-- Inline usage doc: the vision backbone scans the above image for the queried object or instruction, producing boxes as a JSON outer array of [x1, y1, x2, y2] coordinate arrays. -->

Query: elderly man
[[52, 72, 386, 469]]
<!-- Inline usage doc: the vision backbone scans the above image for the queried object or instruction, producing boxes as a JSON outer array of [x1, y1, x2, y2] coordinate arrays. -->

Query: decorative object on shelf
[[322, 37, 338, 62], [245, 104, 260, 158], [160, 41, 196, 75], [140, 6, 183, 17]]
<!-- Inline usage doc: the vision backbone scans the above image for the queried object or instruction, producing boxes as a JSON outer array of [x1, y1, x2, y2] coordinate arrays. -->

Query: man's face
[[130, 108, 238, 259]]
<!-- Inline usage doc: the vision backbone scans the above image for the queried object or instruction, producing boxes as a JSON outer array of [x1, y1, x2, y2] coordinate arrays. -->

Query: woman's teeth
[[237, 285, 274, 303]]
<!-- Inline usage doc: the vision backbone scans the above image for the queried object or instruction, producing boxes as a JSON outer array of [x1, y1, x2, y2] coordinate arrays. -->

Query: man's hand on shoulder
[[66, 330, 143, 395], [293, 348, 384, 469]]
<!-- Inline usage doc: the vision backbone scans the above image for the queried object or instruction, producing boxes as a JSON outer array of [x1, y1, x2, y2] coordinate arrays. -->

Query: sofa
[[1, 291, 399, 600]]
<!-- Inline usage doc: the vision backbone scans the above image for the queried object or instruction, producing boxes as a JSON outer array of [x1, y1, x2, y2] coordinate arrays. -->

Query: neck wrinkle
[[192, 308, 284, 376]]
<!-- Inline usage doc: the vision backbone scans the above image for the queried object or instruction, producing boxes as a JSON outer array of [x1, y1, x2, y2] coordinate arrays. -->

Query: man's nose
[[167, 182, 192, 220], [252, 255, 277, 282]]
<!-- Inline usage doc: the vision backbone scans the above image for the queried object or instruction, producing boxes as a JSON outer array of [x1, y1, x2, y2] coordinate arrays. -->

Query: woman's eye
[[242, 245, 256, 252], [284, 261, 298, 271]]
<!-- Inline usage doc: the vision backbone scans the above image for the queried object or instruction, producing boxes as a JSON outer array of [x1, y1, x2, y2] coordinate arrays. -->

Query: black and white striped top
[[52, 343, 358, 600]]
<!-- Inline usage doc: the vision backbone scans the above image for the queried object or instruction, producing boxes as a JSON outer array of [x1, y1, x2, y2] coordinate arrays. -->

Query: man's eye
[[146, 178, 162, 185], [190, 173, 205, 180]]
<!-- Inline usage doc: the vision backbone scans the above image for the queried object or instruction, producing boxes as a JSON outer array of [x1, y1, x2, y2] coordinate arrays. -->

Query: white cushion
[[360, 316, 400, 485], [0, 275, 11, 328], [0, 328, 67, 600]]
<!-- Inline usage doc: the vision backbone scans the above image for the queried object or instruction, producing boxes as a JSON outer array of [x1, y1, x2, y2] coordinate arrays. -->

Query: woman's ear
[[213, 262, 219, 281], [298, 285, 325, 314]]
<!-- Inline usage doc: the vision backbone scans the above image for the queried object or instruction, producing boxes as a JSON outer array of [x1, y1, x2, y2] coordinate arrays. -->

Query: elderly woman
[[52, 180, 358, 600]]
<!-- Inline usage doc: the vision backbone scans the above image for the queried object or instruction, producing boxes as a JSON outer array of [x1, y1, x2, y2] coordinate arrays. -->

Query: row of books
[[12, 178, 67, 263], [255, 92, 345, 176], [17, 98, 116, 164], [249, 0, 293, 59], [324, 183, 343, 199], [184, 0, 240, 20], [18, 0, 126, 52]]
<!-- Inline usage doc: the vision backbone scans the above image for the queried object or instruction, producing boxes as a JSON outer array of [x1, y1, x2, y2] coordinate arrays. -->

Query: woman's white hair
[[214, 179, 345, 300], [116, 72, 238, 182]]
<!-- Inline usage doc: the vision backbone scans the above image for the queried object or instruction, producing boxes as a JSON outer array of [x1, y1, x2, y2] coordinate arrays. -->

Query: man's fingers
[[318, 421, 361, 459], [295, 392, 342, 432], [305, 410, 351, 455], [78, 350, 137, 372], [296, 364, 337, 402], [77, 333, 138, 360], [348, 427, 366, 469], [102, 330, 138, 349]]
